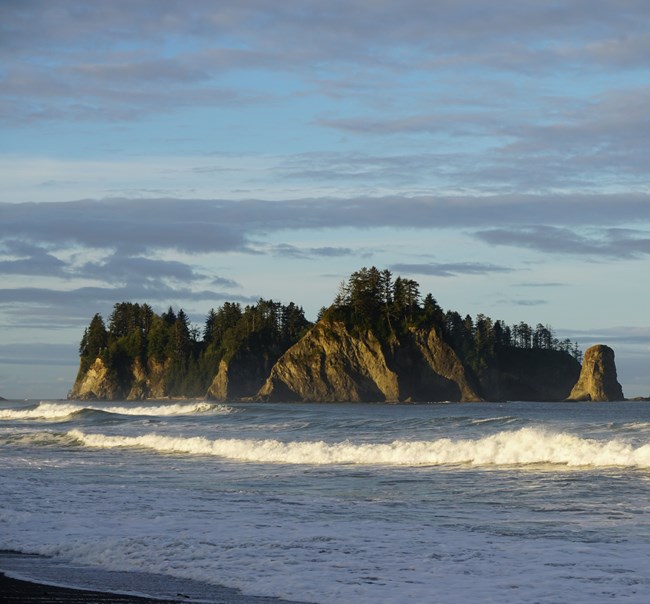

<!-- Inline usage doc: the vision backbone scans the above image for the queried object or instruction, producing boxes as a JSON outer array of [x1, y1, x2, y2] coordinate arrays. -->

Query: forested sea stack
[[70, 266, 599, 402]]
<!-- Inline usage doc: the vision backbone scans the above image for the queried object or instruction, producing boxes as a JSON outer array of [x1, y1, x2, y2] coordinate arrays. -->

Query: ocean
[[1, 399, 650, 603]]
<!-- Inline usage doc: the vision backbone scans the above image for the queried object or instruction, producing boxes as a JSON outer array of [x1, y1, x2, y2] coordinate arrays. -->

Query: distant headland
[[70, 267, 624, 403]]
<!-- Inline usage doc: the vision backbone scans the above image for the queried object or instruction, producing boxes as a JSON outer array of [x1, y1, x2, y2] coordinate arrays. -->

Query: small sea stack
[[566, 344, 624, 401]]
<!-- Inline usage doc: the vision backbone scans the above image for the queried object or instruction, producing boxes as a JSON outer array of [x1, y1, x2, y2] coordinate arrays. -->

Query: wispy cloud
[[4, 194, 650, 256], [511, 299, 548, 306], [3, 1, 649, 125], [474, 225, 650, 259], [390, 262, 515, 278], [0, 284, 257, 329], [77, 252, 202, 284], [516, 282, 567, 288], [268, 243, 356, 259], [0, 343, 78, 366]]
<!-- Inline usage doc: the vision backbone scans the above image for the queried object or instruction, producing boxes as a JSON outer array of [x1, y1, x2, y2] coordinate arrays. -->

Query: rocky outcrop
[[69, 358, 115, 400], [69, 322, 621, 404], [207, 342, 285, 401], [408, 328, 483, 402], [566, 344, 624, 401], [257, 322, 487, 403], [125, 358, 170, 400], [257, 321, 400, 402], [70, 357, 171, 401], [207, 360, 230, 401]]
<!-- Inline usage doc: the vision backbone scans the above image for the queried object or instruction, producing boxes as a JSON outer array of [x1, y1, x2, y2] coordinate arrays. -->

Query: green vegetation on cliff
[[76, 298, 311, 399], [323, 266, 582, 374]]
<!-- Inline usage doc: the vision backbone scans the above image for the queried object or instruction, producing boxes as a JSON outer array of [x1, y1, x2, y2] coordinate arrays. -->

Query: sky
[[2, 0, 650, 399]]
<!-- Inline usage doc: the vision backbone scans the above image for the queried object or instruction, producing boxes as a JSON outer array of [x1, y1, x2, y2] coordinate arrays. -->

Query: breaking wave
[[65, 427, 650, 468], [0, 401, 233, 421]]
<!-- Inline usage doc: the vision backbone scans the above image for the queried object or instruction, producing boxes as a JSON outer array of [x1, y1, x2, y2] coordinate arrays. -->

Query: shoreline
[[0, 572, 184, 603], [0, 551, 308, 604]]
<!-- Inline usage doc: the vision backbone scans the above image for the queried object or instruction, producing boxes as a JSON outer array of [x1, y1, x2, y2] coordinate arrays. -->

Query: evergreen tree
[[79, 313, 108, 372]]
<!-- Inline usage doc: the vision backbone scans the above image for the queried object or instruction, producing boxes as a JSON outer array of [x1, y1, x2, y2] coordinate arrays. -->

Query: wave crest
[[0, 401, 232, 420], [65, 427, 650, 468]]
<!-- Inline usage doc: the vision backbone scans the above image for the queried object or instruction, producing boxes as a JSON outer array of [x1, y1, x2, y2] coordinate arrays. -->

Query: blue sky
[[2, 0, 650, 399]]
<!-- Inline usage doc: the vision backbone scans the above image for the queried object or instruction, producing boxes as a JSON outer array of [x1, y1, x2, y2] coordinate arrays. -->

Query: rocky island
[[70, 267, 623, 403]]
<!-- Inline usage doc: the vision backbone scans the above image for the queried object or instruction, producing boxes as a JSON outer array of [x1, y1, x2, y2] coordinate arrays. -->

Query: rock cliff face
[[70, 357, 171, 400], [257, 321, 401, 402], [125, 359, 170, 400], [256, 320, 583, 403], [207, 343, 284, 401], [70, 358, 115, 400], [257, 321, 488, 403], [566, 344, 624, 401], [407, 328, 482, 402]]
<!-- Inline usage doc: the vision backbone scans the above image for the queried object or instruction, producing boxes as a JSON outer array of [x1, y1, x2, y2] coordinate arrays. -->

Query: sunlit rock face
[[567, 344, 625, 402], [257, 321, 401, 403]]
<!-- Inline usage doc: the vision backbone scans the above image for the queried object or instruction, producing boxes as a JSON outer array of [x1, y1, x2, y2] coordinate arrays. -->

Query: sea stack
[[566, 344, 624, 401]]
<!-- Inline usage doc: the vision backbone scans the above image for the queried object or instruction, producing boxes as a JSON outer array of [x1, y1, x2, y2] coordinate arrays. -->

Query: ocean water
[[2, 399, 650, 603]]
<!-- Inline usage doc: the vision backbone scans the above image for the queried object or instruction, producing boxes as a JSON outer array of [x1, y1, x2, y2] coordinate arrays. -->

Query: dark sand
[[0, 572, 184, 603], [0, 552, 308, 604]]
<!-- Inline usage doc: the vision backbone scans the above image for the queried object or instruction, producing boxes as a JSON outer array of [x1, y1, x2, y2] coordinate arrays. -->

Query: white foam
[[65, 427, 650, 468], [4, 480, 649, 604], [0, 403, 84, 420], [0, 401, 231, 420], [101, 402, 229, 416]]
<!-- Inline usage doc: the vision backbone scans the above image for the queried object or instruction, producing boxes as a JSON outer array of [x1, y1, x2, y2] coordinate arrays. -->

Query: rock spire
[[566, 344, 624, 401]]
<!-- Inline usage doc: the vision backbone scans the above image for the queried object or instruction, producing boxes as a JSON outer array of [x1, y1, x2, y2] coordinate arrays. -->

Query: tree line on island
[[77, 266, 582, 399], [79, 298, 311, 397], [324, 267, 582, 373]]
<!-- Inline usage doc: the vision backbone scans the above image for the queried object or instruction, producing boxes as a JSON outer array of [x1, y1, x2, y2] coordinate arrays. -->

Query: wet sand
[[0, 572, 184, 603], [0, 552, 308, 604]]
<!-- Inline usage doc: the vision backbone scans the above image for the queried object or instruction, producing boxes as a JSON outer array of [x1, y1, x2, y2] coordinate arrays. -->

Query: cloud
[[559, 326, 650, 348], [317, 84, 650, 192], [390, 262, 514, 278], [0, 239, 240, 292], [77, 252, 202, 284], [278, 151, 462, 186], [3, 193, 650, 254], [511, 299, 548, 306], [1, 196, 649, 325], [516, 282, 567, 288], [5, 1, 647, 67], [0, 343, 78, 366], [3, 1, 649, 124], [474, 225, 650, 259], [0, 199, 250, 254], [0, 240, 68, 276], [0, 284, 257, 328], [268, 243, 355, 259], [211, 276, 240, 288], [3, 3, 649, 201], [318, 114, 454, 136]]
